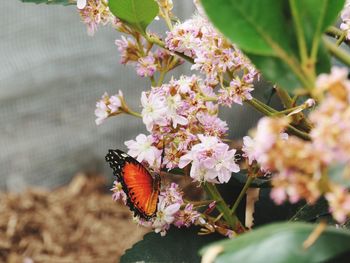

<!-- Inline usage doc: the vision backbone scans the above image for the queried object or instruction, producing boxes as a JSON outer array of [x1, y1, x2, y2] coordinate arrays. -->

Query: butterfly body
[[105, 149, 160, 220]]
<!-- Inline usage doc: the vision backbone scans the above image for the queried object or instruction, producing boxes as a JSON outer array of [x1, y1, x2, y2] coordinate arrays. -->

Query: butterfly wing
[[105, 149, 160, 219]]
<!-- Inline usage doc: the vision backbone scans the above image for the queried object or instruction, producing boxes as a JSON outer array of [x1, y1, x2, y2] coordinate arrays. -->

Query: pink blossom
[[125, 134, 162, 167], [166, 94, 189, 128], [270, 187, 287, 205], [242, 136, 256, 165], [326, 185, 350, 223], [94, 91, 123, 125], [111, 179, 127, 204], [160, 183, 184, 205], [78, 0, 113, 36], [115, 36, 139, 64], [316, 67, 350, 97], [152, 196, 181, 236], [141, 91, 168, 131], [340, 1, 350, 40], [136, 53, 157, 77], [108, 91, 123, 113], [179, 135, 239, 183], [174, 204, 200, 228], [95, 93, 109, 125], [196, 112, 228, 137]]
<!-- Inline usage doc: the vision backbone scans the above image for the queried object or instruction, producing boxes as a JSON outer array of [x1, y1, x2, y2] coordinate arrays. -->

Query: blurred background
[[0, 0, 262, 191]]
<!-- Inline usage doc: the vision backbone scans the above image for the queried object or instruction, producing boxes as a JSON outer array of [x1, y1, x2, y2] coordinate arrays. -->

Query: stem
[[145, 34, 195, 64], [287, 124, 310, 140], [125, 109, 142, 118], [245, 98, 275, 116], [203, 183, 244, 231], [289, 0, 308, 65], [336, 32, 347, 46], [150, 76, 156, 87], [272, 105, 304, 116], [157, 70, 167, 86], [230, 176, 254, 215], [326, 26, 350, 47], [275, 87, 312, 132], [324, 37, 350, 67]]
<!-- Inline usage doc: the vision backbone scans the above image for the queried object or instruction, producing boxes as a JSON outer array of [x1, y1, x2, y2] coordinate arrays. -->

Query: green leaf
[[200, 222, 350, 263], [231, 170, 271, 188], [19, 0, 74, 4], [200, 0, 294, 56], [108, 0, 158, 33], [121, 227, 222, 263], [200, 0, 344, 92], [290, 198, 330, 222]]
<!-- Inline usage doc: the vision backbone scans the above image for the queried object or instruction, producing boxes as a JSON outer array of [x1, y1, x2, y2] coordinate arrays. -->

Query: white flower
[[242, 136, 256, 165], [125, 134, 162, 166], [77, 0, 87, 9], [179, 135, 239, 183], [152, 197, 181, 236], [166, 94, 188, 128], [141, 92, 168, 131], [108, 90, 123, 113], [94, 92, 109, 125]]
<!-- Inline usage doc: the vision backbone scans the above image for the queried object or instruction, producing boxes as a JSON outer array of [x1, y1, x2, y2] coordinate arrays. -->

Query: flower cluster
[[132, 183, 201, 236], [179, 135, 240, 183], [165, 14, 259, 106], [77, 0, 114, 36], [94, 91, 124, 125], [125, 75, 230, 171], [340, 0, 350, 40], [241, 67, 350, 222], [115, 36, 182, 78], [311, 67, 350, 164]]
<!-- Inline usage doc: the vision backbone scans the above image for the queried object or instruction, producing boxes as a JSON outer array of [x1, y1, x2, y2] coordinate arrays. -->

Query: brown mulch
[[0, 174, 149, 263]]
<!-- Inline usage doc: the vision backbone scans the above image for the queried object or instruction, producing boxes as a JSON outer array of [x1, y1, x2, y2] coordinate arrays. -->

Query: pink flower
[[270, 187, 287, 205], [316, 67, 350, 97], [340, 1, 350, 40], [136, 53, 157, 77], [242, 136, 256, 165], [179, 135, 239, 183], [125, 134, 162, 167], [111, 179, 127, 204], [94, 91, 123, 125], [166, 94, 189, 128], [152, 196, 181, 236], [160, 183, 184, 206], [115, 36, 139, 64], [196, 112, 228, 137], [108, 91, 123, 113], [78, 0, 113, 36], [174, 204, 200, 228], [95, 93, 109, 125], [141, 91, 168, 131], [326, 185, 350, 223]]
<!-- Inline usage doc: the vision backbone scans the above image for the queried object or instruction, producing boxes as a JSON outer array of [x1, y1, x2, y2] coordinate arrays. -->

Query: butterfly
[[105, 149, 160, 220]]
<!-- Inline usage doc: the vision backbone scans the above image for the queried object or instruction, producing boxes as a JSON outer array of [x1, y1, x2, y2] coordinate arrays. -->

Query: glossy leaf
[[290, 198, 330, 222], [20, 0, 74, 4], [108, 0, 158, 33], [200, 0, 344, 92], [231, 170, 271, 188], [200, 222, 350, 263], [121, 227, 222, 263]]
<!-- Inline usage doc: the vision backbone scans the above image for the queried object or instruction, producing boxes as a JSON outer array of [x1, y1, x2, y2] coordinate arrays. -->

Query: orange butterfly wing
[[105, 149, 160, 219]]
